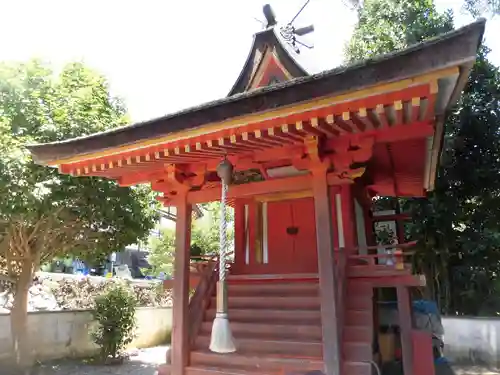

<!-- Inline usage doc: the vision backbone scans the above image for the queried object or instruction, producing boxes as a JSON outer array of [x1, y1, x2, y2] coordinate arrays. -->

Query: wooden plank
[[187, 175, 312, 204], [311, 167, 341, 375], [171, 198, 193, 375], [397, 286, 414, 375], [185, 172, 352, 205]]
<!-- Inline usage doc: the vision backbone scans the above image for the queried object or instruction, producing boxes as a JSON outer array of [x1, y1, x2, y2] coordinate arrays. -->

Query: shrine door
[[266, 197, 318, 274]]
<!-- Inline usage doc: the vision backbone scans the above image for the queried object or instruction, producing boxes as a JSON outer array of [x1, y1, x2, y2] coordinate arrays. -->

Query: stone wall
[[0, 307, 172, 362], [443, 316, 500, 367]]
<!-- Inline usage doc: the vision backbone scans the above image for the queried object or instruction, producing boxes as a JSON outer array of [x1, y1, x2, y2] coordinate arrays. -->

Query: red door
[[267, 198, 318, 274]]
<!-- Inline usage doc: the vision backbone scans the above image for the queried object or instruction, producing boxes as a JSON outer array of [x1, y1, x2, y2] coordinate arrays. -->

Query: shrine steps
[[158, 275, 380, 375], [341, 281, 374, 373], [197, 279, 373, 375]]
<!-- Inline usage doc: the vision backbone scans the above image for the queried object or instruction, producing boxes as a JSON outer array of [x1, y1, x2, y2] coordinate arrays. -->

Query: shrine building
[[28, 17, 485, 375]]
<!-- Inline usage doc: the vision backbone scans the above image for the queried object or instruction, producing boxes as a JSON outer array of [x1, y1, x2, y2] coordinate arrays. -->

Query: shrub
[[91, 283, 137, 360]]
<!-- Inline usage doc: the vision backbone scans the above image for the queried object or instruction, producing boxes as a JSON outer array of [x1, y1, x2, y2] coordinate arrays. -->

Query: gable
[[247, 47, 293, 91], [228, 28, 308, 96]]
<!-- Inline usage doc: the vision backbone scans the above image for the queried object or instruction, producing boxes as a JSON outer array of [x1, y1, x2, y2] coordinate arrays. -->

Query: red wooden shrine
[[29, 19, 485, 375]]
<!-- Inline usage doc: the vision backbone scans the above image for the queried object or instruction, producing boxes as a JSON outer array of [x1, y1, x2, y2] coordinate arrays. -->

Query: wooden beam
[[311, 166, 341, 375], [185, 173, 354, 204], [187, 174, 311, 203], [371, 213, 411, 222], [171, 197, 192, 375], [397, 286, 414, 375]]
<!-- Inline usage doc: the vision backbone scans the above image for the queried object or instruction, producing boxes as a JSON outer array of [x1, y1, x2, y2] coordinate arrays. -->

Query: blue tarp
[[379, 299, 440, 315]]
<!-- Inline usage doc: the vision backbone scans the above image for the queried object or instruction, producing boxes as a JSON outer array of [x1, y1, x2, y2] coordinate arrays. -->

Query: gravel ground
[[29, 346, 168, 375], [2, 350, 498, 375]]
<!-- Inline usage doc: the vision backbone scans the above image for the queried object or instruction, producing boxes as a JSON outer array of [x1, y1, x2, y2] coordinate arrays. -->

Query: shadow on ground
[[34, 361, 157, 375], [1, 346, 167, 375]]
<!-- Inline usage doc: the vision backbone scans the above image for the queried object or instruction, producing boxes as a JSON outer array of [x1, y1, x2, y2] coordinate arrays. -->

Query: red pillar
[[171, 197, 192, 375], [340, 185, 356, 252], [232, 200, 245, 274], [312, 166, 341, 375], [397, 286, 414, 375]]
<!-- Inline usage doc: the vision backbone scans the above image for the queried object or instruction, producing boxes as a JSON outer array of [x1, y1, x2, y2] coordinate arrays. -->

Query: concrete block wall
[[0, 307, 172, 362], [443, 316, 500, 368]]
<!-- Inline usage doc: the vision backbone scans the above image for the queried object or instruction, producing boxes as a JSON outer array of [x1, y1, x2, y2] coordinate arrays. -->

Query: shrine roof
[[28, 19, 485, 166]]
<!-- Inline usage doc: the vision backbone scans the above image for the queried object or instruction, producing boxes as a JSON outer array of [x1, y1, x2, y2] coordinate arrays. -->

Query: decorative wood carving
[[154, 164, 207, 204]]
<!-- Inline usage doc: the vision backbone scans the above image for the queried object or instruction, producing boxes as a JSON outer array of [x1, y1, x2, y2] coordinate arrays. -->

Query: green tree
[[0, 60, 158, 371], [345, 0, 453, 63], [148, 228, 176, 276], [346, 0, 500, 315], [147, 202, 234, 277], [463, 0, 499, 16]]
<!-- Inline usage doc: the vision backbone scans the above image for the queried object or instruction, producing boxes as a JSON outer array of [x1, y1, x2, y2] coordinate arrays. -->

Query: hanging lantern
[[209, 157, 236, 354]]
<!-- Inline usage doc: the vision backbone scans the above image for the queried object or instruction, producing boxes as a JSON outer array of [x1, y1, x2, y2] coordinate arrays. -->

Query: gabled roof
[[228, 27, 309, 96]]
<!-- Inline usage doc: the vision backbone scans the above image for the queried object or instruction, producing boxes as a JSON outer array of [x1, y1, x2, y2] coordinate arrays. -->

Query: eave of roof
[[27, 19, 486, 166]]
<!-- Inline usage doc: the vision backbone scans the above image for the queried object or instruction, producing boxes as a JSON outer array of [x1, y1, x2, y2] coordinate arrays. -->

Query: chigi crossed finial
[[260, 2, 315, 54]]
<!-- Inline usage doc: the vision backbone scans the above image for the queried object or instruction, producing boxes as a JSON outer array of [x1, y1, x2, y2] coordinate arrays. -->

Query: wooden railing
[[187, 254, 219, 347], [338, 241, 417, 269], [187, 252, 234, 347]]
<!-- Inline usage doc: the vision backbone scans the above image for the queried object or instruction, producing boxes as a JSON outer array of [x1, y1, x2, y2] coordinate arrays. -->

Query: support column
[[397, 286, 414, 375], [171, 196, 192, 375], [312, 166, 341, 375], [233, 200, 245, 273], [340, 185, 356, 251]]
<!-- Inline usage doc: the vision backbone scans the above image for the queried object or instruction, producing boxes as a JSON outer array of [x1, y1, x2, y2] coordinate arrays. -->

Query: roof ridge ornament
[[261, 2, 315, 54]]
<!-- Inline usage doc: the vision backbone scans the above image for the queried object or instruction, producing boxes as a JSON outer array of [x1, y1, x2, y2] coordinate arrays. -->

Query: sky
[[1, 0, 499, 123]]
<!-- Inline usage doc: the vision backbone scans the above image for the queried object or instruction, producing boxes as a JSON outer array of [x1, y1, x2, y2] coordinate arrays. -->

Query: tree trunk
[[10, 259, 33, 374]]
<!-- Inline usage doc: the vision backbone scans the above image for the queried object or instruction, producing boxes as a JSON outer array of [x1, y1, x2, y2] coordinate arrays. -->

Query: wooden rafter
[[59, 84, 435, 179]]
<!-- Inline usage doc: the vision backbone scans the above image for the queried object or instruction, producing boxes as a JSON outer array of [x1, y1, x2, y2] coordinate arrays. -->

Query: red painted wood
[[171, 199, 192, 375], [227, 282, 319, 296], [311, 167, 341, 375], [398, 286, 414, 375], [232, 201, 245, 274], [228, 276, 319, 284], [267, 198, 318, 274], [236, 197, 318, 275], [412, 330, 435, 375], [324, 186, 339, 255], [255, 56, 289, 88], [247, 202, 257, 267], [190, 350, 324, 373], [341, 185, 357, 250], [205, 307, 322, 325]]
